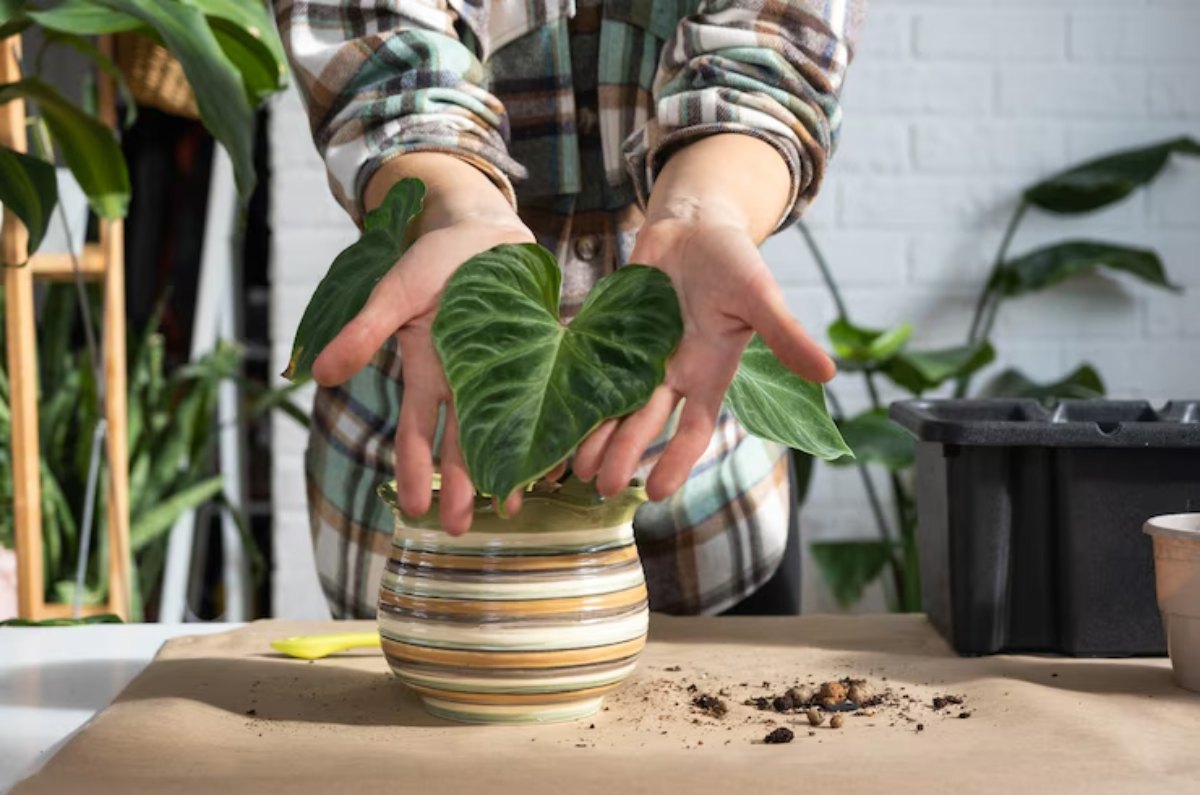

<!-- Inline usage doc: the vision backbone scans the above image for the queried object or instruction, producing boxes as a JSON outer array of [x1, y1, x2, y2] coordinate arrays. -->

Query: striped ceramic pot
[[376, 478, 649, 724]]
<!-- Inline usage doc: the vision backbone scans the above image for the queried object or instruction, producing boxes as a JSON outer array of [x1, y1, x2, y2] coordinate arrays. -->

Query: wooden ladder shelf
[[2, 35, 131, 621]]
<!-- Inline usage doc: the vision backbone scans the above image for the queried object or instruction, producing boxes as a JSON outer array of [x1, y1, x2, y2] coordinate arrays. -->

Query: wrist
[[645, 134, 791, 243], [365, 152, 519, 234]]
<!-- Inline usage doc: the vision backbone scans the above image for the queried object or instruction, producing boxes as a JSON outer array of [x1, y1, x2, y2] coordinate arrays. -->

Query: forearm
[[645, 134, 792, 244]]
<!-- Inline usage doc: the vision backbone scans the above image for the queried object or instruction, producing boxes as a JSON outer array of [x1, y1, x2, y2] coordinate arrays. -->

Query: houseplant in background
[[286, 178, 851, 722], [0, 0, 289, 618], [803, 136, 1199, 612]]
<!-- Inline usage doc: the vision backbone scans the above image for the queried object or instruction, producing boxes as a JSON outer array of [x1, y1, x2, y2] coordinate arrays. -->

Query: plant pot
[[377, 478, 650, 724], [1143, 514, 1200, 692]]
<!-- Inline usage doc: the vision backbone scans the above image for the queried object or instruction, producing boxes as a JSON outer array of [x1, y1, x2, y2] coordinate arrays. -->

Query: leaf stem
[[798, 221, 849, 319]]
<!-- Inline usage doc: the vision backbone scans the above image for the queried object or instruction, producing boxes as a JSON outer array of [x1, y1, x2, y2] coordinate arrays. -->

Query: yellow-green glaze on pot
[[377, 478, 649, 724]]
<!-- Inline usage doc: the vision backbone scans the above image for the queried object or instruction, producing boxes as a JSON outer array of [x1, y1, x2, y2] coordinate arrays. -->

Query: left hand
[[573, 209, 835, 502]]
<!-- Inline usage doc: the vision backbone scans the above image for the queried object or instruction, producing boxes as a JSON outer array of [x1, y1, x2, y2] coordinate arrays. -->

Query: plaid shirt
[[276, 0, 861, 617]]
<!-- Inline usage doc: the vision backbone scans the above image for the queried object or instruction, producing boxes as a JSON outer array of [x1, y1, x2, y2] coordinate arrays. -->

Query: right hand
[[310, 153, 535, 535]]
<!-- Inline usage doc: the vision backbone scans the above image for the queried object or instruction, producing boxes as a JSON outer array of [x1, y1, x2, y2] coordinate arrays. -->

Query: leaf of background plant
[[828, 318, 912, 366], [0, 145, 56, 263], [828, 409, 914, 471], [0, 77, 129, 218], [0, 0, 31, 38], [884, 340, 995, 394], [434, 244, 682, 501], [811, 540, 894, 608], [189, 0, 289, 103], [1024, 136, 1200, 214], [38, 29, 137, 128], [284, 179, 425, 380], [96, 0, 258, 200], [27, 0, 142, 34], [978, 363, 1105, 400], [994, 240, 1180, 297], [725, 335, 852, 461], [129, 475, 223, 551]]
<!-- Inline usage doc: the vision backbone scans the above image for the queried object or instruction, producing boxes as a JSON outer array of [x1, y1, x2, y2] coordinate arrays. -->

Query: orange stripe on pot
[[405, 681, 623, 705], [380, 634, 646, 669]]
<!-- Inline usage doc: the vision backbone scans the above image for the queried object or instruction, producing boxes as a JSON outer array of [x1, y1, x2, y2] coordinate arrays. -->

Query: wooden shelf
[[28, 243, 107, 281]]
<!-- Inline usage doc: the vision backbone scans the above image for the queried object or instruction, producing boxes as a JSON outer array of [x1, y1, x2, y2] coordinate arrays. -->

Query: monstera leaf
[[725, 336, 852, 462], [979, 364, 1105, 400], [993, 240, 1179, 297], [828, 409, 913, 471], [884, 341, 995, 394], [284, 179, 425, 380], [827, 318, 912, 371], [434, 244, 683, 501]]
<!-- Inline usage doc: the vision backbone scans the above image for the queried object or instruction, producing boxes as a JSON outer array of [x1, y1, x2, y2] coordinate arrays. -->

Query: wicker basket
[[114, 33, 199, 120]]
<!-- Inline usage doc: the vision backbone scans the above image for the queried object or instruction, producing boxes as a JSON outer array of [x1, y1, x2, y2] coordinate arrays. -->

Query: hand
[[573, 134, 835, 502], [573, 216, 834, 501], [311, 154, 534, 535]]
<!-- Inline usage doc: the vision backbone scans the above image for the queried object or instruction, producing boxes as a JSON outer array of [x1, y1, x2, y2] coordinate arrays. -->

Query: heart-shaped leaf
[[994, 240, 1180, 297], [978, 363, 1105, 400], [828, 409, 914, 471], [724, 336, 852, 461], [828, 318, 912, 369], [1024, 136, 1200, 214], [434, 244, 683, 501], [284, 178, 425, 380], [884, 341, 995, 394], [0, 77, 130, 218], [0, 145, 56, 263], [27, 0, 143, 34]]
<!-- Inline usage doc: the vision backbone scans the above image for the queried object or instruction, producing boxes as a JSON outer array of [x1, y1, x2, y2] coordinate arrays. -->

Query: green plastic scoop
[[270, 631, 381, 660]]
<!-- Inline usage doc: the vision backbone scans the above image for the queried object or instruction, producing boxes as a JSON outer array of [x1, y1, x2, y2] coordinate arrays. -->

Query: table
[[0, 624, 236, 793], [7, 616, 1200, 794]]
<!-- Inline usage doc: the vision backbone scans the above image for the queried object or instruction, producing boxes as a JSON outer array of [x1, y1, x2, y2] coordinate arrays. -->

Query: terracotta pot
[[1143, 513, 1200, 693], [377, 478, 649, 724]]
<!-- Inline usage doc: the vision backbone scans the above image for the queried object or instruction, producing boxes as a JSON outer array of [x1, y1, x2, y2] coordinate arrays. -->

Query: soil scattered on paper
[[594, 667, 977, 749]]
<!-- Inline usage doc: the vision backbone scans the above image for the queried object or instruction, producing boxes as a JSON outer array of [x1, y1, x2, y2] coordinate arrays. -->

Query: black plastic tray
[[890, 399, 1200, 657]]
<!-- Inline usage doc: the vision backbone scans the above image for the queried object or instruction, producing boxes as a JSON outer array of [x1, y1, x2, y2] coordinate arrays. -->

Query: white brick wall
[[268, 0, 1200, 618]]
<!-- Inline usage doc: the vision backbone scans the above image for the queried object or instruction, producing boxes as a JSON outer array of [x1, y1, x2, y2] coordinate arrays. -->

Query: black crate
[[890, 399, 1200, 657]]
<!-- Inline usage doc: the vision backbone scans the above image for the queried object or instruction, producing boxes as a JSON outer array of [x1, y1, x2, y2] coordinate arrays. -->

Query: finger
[[504, 489, 523, 518], [597, 386, 680, 498], [438, 408, 475, 536], [747, 274, 836, 383], [312, 268, 418, 386], [544, 461, 568, 482], [394, 382, 439, 518], [646, 392, 723, 502], [574, 419, 619, 481]]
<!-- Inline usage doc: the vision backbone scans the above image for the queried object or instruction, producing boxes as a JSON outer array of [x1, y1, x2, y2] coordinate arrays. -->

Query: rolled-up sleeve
[[275, 0, 528, 224], [622, 0, 863, 232]]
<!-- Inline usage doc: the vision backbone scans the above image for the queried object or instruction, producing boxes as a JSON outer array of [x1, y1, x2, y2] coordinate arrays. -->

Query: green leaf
[[96, 0, 258, 200], [0, 613, 123, 627], [38, 30, 138, 128], [827, 318, 912, 368], [811, 540, 894, 608], [829, 409, 914, 471], [27, 0, 142, 34], [1024, 136, 1200, 214], [0, 0, 30, 39], [190, 0, 289, 103], [725, 336, 852, 461], [884, 341, 995, 395], [130, 475, 224, 551], [284, 179, 426, 381], [0, 77, 130, 218], [0, 145, 56, 263], [978, 363, 1106, 400], [995, 240, 1180, 297], [434, 244, 683, 501]]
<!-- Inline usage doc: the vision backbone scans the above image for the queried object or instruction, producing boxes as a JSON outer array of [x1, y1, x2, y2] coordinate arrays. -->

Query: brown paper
[[14, 616, 1200, 795]]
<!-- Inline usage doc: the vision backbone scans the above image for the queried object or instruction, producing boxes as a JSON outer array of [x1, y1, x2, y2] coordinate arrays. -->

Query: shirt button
[[577, 107, 598, 135], [574, 235, 599, 261]]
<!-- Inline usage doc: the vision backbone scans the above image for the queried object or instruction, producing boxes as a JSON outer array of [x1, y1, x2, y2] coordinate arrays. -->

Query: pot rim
[[1143, 513, 1200, 542], [378, 474, 647, 516]]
